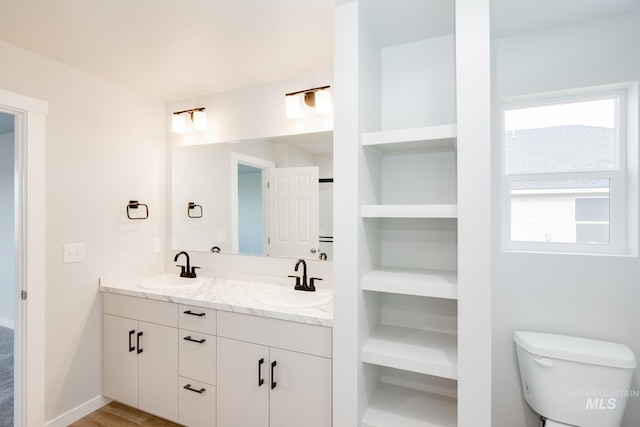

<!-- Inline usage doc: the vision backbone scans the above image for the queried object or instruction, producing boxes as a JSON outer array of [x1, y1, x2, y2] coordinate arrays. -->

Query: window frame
[[501, 85, 629, 255], [574, 196, 610, 245]]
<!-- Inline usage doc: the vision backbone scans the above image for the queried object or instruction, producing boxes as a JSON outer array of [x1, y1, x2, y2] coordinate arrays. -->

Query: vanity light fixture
[[285, 85, 331, 118], [285, 95, 302, 119], [171, 107, 207, 133]]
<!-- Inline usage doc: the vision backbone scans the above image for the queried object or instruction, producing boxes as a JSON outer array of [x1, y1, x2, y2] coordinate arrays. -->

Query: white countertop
[[99, 273, 333, 327]]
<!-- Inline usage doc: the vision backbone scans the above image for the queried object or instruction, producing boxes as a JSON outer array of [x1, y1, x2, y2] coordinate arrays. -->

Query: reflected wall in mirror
[[171, 131, 333, 260]]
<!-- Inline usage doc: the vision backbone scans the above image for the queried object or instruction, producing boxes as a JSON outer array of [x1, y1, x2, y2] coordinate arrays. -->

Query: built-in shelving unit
[[334, 0, 491, 425], [361, 267, 458, 299], [362, 325, 457, 379], [361, 125, 457, 153], [338, 0, 459, 425], [362, 382, 457, 427], [359, 119, 459, 425]]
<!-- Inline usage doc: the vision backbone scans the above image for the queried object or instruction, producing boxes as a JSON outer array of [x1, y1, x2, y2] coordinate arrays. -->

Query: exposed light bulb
[[285, 95, 301, 119], [171, 114, 186, 134]]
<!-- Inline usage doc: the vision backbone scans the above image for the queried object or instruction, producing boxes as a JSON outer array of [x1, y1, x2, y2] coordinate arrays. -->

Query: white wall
[[492, 13, 640, 427], [0, 131, 14, 328], [166, 73, 334, 282], [0, 40, 166, 423], [381, 34, 456, 130]]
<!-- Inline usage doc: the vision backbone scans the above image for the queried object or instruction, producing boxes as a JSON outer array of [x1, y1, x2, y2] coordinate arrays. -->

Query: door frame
[[0, 89, 47, 427], [230, 152, 275, 254]]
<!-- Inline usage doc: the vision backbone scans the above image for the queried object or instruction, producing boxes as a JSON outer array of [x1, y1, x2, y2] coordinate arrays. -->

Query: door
[[102, 314, 139, 408], [217, 337, 269, 427], [138, 321, 179, 422], [269, 348, 332, 427], [268, 167, 320, 258]]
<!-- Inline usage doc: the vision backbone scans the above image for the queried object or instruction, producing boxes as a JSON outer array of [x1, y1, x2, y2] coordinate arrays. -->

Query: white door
[[268, 167, 320, 258], [217, 337, 269, 427], [102, 314, 139, 408], [138, 321, 179, 422], [270, 347, 332, 427], [269, 348, 332, 427]]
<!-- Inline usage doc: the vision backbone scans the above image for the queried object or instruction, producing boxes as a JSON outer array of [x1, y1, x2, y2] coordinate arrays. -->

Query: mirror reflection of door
[[268, 166, 320, 259]]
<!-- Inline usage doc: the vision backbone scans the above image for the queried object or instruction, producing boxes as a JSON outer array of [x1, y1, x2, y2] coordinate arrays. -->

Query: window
[[503, 86, 632, 254]]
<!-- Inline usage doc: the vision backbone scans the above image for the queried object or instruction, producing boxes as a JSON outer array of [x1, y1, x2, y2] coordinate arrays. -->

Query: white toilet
[[514, 331, 637, 427]]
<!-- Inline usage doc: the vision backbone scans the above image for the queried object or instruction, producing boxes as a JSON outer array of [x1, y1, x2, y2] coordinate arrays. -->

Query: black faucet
[[289, 258, 321, 292], [294, 258, 307, 290], [174, 251, 199, 278]]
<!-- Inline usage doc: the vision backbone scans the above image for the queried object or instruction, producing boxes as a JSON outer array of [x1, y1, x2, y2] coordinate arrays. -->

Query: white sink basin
[[254, 288, 332, 308], [138, 276, 204, 290]]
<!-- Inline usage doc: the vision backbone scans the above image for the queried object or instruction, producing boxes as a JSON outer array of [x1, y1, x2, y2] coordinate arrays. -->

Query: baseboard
[[44, 395, 111, 427], [0, 317, 14, 329]]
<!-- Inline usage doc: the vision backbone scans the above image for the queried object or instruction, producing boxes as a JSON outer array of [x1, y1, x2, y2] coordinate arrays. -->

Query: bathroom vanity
[[100, 275, 332, 427]]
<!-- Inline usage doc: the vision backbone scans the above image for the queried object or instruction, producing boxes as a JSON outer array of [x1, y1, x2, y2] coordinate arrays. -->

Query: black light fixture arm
[[172, 107, 206, 115], [285, 85, 330, 97]]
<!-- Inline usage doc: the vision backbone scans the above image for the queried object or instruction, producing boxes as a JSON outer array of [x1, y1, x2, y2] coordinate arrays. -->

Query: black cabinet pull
[[258, 358, 265, 386], [183, 336, 206, 344], [128, 330, 135, 352], [183, 384, 206, 394], [183, 310, 206, 317], [136, 331, 143, 354], [271, 361, 277, 390]]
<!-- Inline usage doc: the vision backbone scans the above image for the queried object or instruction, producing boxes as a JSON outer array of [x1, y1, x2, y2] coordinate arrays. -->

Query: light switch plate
[[217, 231, 227, 243], [63, 243, 85, 263], [152, 237, 161, 253]]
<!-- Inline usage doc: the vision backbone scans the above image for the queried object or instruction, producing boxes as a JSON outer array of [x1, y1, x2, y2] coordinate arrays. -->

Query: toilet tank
[[514, 331, 636, 427]]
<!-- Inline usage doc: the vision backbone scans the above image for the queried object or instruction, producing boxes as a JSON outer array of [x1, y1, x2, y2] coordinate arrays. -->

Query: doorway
[[230, 152, 275, 255], [0, 89, 47, 427], [0, 111, 15, 426]]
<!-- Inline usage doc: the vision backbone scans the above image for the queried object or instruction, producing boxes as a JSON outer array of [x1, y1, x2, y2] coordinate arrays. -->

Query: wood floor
[[69, 401, 182, 427]]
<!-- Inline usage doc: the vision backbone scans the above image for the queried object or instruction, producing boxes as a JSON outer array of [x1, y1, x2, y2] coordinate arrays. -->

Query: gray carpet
[[0, 326, 13, 426]]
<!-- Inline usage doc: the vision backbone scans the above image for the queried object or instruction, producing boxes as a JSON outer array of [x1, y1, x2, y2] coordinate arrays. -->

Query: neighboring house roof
[[505, 125, 614, 191]]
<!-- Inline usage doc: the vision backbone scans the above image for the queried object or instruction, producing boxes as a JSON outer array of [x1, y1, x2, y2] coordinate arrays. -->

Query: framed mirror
[[171, 131, 333, 260]]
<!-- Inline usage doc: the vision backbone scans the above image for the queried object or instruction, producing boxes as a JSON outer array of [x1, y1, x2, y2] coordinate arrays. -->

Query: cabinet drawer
[[179, 304, 216, 335], [217, 311, 332, 358], [179, 377, 216, 427], [179, 329, 216, 385], [103, 293, 177, 327]]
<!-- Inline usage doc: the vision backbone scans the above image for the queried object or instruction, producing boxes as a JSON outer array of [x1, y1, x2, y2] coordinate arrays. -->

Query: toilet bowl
[[514, 331, 636, 427]]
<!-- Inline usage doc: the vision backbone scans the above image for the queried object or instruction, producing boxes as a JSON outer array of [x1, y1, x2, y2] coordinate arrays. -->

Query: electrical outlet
[[63, 243, 85, 263], [217, 231, 226, 243]]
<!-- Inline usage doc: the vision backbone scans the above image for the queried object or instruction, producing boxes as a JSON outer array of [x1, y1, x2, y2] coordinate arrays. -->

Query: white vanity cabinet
[[216, 311, 332, 427], [102, 293, 179, 423], [178, 304, 217, 427]]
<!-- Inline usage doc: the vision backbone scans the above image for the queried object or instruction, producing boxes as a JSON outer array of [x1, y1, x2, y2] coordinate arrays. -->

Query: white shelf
[[361, 204, 457, 218], [362, 325, 458, 380], [362, 267, 458, 299], [362, 382, 457, 427], [362, 125, 457, 153]]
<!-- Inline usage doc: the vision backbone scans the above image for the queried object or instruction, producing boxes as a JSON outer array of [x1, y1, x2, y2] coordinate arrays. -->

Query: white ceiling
[[0, 0, 334, 102], [0, 0, 637, 110]]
